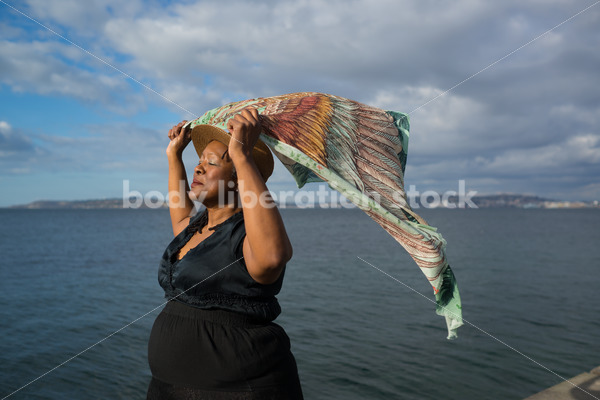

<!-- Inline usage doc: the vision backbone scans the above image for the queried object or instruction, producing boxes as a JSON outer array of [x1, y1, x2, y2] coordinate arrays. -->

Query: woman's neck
[[205, 205, 242, 229]]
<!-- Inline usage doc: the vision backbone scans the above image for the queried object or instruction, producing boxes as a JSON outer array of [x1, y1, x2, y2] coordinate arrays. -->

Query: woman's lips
[[191, 179, 203, 188]]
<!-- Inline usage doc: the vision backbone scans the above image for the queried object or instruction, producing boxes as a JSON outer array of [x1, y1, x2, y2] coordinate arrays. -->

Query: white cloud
[[24, 0, 143, 34], [0, 121, 40, 175], [461, 133, 600, 180], [97, 0, 499, 105], [369, 86, 489, 159], [551, 104, 600, 126], [0, 121, 11, 133], [0, 40, 144, 113]]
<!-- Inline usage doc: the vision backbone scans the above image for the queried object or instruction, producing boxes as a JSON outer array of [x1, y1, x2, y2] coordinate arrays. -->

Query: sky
[[0, 0, 599, 207]]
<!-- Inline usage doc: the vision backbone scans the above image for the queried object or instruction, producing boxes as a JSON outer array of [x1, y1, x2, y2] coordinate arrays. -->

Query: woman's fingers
[[228, 108, 259, 134], [244, 107, 259, 121], [226, 108, 263, 160], [238, 107, 259, 124], [226, 118, 236, 132], [168, 120, 188, 140], [166, 120, 191, 157]]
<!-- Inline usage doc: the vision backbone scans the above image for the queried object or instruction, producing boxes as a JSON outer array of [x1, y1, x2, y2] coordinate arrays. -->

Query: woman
[[147, 107, 304, 399]]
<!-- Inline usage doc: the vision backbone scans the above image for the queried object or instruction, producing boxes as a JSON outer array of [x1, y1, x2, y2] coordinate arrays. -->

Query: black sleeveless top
[[158, 211, 285, 322]]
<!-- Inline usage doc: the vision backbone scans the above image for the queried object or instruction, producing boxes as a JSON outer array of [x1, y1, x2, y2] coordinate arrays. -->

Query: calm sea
[[0, 208, 598, 400]]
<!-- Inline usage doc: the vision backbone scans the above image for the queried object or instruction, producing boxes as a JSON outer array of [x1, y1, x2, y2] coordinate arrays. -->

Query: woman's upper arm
[[172, 217, 191, 236], [242, 236, 289, 285]]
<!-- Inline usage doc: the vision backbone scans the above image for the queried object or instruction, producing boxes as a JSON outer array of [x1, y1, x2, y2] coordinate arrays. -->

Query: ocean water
[[0, 208, 598, 400]]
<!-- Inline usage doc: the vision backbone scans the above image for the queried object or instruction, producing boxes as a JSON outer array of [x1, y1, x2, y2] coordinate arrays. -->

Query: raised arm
[[227, 108, 293, 285], [166, 121, 195, 236]]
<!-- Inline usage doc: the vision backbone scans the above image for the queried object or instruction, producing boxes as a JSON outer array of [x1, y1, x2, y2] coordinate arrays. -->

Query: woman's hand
[[166, 120, 191, 158], [226, 108, 262, 161]]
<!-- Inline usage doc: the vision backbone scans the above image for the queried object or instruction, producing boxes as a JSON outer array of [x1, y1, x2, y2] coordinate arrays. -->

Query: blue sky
[[1, 0, 599, 207]]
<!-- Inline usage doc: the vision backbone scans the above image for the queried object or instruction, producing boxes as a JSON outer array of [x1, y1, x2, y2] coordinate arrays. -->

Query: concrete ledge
[[524, 367, 600, 400]]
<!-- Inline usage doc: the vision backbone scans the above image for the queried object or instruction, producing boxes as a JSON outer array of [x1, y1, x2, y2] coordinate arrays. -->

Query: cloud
[[0, 39, 146, 113], [37, 123, 168, 172], [10, 0, 600, 115], [97, 1, 600, 122], [0, 121, 43, 174], [471, 134, 599, 176], [0, 120, 169, 177], [23, 0, 143, 35], [0, 121, 11, 133], [369, 86, 488, 155], [577, 182, 600, 200]]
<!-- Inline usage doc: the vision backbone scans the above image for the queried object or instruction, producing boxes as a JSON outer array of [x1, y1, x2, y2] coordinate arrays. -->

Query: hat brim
[[190, 124, 274, 181]]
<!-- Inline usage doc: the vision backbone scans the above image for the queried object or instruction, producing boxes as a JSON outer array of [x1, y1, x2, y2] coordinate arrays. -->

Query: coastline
[[3, 194, 599, 210]]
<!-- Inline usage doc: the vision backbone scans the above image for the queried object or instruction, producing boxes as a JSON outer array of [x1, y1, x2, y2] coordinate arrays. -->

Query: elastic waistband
[[162, 299, 267, 327]]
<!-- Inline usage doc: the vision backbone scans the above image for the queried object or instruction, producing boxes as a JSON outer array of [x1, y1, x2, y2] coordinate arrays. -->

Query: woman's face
[[190, 140, 237, 207]]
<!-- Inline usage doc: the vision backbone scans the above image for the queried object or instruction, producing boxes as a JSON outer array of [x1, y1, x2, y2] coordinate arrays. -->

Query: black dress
[[147, 211, 303, 399]]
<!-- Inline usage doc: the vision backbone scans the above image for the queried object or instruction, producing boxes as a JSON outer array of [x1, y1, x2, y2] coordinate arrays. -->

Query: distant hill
[[411, 193, 597, 209], [468, 194, 597, 209], [5, 194, 598, 209]]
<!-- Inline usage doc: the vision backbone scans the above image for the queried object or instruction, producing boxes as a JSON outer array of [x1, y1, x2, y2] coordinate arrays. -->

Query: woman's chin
[[188, 189, 204, 201]]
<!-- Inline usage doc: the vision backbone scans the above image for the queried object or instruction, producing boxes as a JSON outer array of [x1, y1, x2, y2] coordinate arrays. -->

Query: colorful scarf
[[189, 92, 463, 339]]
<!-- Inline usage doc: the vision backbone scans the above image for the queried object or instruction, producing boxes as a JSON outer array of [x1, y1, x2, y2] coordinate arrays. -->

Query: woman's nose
[[195, 163, 205, 174]]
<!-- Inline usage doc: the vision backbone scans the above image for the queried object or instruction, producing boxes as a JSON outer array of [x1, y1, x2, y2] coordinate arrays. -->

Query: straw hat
[[190, 124, 274, 181]]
